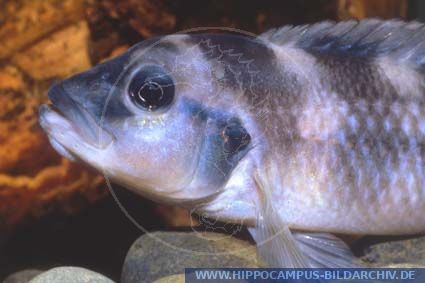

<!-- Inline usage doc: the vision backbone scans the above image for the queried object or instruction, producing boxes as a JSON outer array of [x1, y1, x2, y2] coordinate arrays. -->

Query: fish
[[38, 19, 425, 268]]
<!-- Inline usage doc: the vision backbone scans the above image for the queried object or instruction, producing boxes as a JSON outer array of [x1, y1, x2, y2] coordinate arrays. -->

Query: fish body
[[39, 20, 425, 267]]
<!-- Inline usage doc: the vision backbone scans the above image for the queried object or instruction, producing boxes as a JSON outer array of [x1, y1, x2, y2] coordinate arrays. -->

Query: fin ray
[[250, 162, 361, 268], [250, 164, 309, 267], [293, 232, 361, 268], [260, 19, 425, 70]]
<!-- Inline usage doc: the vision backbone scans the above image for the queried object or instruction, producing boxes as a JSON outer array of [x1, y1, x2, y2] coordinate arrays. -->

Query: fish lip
[[41, 82, 114, 148]]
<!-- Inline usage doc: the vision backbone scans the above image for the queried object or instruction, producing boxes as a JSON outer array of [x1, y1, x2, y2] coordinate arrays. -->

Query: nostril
[[47, 82, 82, 118], [47, 82, 66, 104]]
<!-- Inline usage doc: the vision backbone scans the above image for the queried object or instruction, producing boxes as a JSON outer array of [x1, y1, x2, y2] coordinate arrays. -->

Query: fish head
[[39, 34, 256, 204]]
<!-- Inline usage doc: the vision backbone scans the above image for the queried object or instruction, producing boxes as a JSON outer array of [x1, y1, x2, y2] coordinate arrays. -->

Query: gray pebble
[[361, 235, 425, 266], [29, 266, 115, 283], [3, 269, 43, 283], [121, 231, 259, 283]]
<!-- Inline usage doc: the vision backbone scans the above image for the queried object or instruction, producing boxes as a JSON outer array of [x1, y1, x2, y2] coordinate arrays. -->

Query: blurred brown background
[[0, 0, 422, 281]]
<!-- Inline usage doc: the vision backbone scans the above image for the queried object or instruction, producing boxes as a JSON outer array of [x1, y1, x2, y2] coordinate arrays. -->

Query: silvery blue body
[[39, 20, 425, 267]]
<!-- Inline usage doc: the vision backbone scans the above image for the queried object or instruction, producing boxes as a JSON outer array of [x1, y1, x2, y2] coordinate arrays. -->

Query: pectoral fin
[[250, 219, 361, 268], [293, 232, 361, 268], [248, 217, 308, 267], [250, 166, 308, 267], [250, 164, 361, 268]]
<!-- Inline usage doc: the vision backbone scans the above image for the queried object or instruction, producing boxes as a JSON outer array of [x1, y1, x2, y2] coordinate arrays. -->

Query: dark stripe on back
[[313, 55, 400, 103], [186, 33, 282, 102]]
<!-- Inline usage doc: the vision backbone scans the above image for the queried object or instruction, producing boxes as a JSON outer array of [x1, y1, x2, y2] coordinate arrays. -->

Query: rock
[[121, 231, 425, 283], [0, 66, 25, 91], [385, 263, 425, 268], [3, 269, 43, 283], [29, 266, 115, 283], [337, 0, 407, 20], [0, 0, 86, 59], [0, 0, 108, 236], [153, 274, 185, 283], [88, 0, 176, 38], [361, 235, 425, 266], [12, 21, 92, 80], [121, 231, 259, 283], [0, 65, 107, 234], [87, 0, 338, 39]]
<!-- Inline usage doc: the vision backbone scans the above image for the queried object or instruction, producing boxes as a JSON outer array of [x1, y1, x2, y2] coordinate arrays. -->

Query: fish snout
[[48, 82, 76, 111], [46, 80, 114, 148]]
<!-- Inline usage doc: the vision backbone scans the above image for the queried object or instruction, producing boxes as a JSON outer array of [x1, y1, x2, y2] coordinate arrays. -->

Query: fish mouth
[[39, 83, 114, 159]]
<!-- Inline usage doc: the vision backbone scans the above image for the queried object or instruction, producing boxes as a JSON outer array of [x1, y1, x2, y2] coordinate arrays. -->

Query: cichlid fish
[[39, 19, 425, 268]]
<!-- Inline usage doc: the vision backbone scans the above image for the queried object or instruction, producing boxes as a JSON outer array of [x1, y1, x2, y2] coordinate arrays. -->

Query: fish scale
[[273, 88, 425, 233]]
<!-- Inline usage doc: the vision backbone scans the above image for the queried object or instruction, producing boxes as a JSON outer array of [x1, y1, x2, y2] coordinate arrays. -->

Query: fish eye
[[128, 65, 174, 111]]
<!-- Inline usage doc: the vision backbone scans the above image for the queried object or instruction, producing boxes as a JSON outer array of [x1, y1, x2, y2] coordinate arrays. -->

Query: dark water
[[0, 186, 163, 282]]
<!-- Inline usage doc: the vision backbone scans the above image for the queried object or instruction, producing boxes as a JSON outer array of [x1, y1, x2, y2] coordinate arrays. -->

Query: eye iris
[[129, 66, 174, 111]]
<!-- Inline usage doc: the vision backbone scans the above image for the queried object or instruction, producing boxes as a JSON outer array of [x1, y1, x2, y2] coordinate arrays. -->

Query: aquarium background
[[0, 0, 423, 281]]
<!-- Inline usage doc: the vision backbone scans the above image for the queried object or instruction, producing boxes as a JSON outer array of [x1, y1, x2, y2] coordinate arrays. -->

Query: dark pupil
[[129, 66, 174, 111], [137, 81, 163, 106]]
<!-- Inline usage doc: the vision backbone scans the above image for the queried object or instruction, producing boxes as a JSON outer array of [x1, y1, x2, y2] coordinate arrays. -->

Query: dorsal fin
[[260, 19, 425, 70]]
